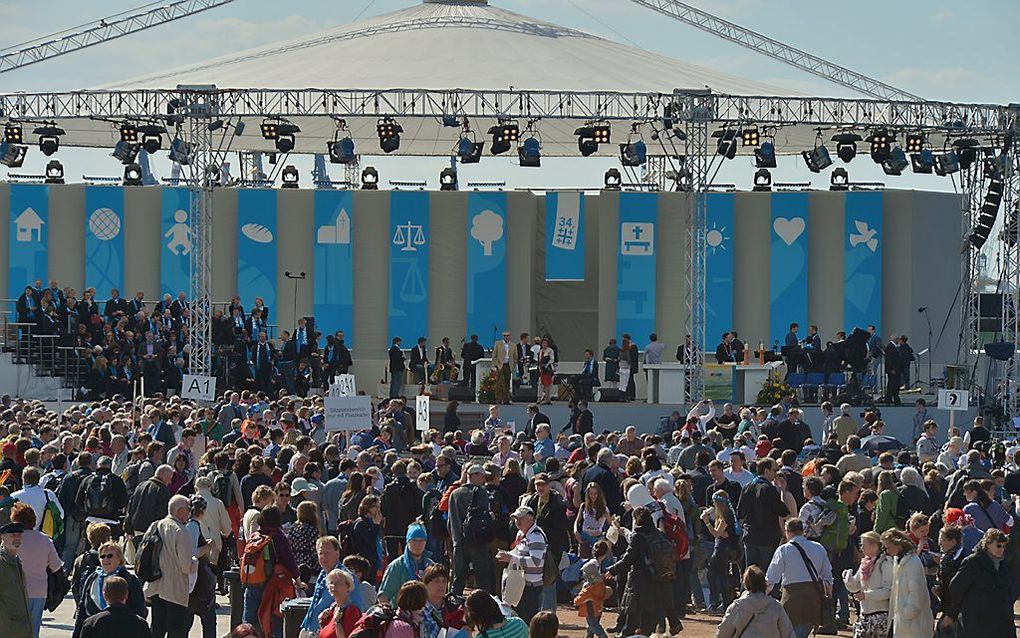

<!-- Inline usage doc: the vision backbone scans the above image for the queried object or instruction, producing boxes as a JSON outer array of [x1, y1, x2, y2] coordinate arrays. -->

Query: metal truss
[[0, 0, 236, 75], [959, 165, 983, 389], [628, 0, 922, 102], [998, 122, 1020, 427]]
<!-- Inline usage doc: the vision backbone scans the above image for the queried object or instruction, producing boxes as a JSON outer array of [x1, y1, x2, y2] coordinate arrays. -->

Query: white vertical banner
[[416, 395, 430, 431], [329, 374, 357, 397]]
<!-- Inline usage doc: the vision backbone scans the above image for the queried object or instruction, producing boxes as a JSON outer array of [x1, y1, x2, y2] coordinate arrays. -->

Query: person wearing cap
[[525, 473, 569, 612], [379, 523, 434, 605], [0, 521, 32, 638], [496, 505, 546, 623], [448, 464, 497, 596]]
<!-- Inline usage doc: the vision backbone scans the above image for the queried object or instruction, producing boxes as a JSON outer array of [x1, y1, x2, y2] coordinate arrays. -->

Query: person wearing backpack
[[58, 452, 94, 567], [10, 467, 63, 536], [447, 465, 496, 596], [127, 466, 172, 554], [242, 505, 300, 638], [145, 495, 198, 638], [815, 480, 859, 633], [764, 517, 833, 638], [606, 506, 675, 637], [74, 456, 128, 539]]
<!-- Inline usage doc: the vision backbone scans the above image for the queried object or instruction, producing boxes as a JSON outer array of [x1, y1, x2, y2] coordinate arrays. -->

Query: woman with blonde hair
[[72, 541, 146, 638], [880, 528, 932, 638], [843, 531, 893, 638]]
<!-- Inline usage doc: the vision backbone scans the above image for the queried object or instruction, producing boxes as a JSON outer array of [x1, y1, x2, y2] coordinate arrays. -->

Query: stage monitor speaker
[[448, 386, 475, 402], [597, 388, 626, 402], [512, 386, 538, 403]]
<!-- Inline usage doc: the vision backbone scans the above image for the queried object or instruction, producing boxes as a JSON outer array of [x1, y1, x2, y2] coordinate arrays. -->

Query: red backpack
[[658, 500, 690, 560]]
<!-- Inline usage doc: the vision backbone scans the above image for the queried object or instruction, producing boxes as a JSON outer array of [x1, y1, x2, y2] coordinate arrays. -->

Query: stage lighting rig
[[119, 123, 138, 143], [281, 165, 299, 188], [123, 163, 143, 186], [34, 123, 64, 157], [906, 133, 925, 153], [867, 129, 892, 163], [456, 135, 484, 164], [604, 168, 622, 191], [4, 123, 23, 144], [272, 122, 300, 154], [0, 142, 26, 168], [714, 128, 738, 160], [519, 135, 541, 168], [832, 132, 862, 163], [755, 140, 777, 168], [752, 168, 772, 192], [260, 120, 278, 140], [620, 138, 647, 167], [439, 167, 457, 190], [575, 122, 610, 157], [138, 124, 167, 154], [376, 117, 403, 154], [953, 138, 980, 170], [361, 166, 379, 190], [830, 167, 849, 191], [911, 149, 934, 174], [802, 135, 833, 173], [169, 137, 194, 165], [741, 127, 760, 147], [933, 150, 960, 176], [882, 147, 909, 176], [44, 160, 64, 184], [488, 119, 520, 155], [112, 140, 140, 165]]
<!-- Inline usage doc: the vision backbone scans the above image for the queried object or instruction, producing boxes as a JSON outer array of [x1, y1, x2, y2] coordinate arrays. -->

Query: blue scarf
[[402, 547, 428, 581], [93, 566, 117, 610]]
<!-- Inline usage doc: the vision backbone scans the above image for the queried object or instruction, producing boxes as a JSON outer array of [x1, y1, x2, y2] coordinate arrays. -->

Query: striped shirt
[[508, 523, 547, 586]]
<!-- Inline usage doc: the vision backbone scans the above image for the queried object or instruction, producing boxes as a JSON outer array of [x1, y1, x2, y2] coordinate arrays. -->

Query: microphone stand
[[922, 307, 933, 394]]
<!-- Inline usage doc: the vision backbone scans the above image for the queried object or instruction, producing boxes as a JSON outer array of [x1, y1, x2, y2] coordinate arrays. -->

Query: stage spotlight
[[906, 133, 925, 153], [984, 152, 1007, 180], [34, 124, 64, 157], [208, 119, 225, 132], [604, 168, 622, 191], [169, 137, 194, 165], [112, 140, 140, 164], [911, 149, 934, 174], [933, 151, 960, 176], [0, 142, 26, 168], [741, 127, 760, 147], [488, 121, 519, 155], [832, 132, 862, 163], [139, 124, 166, 154], [273, 123, 299, 154], [44, 160, 64, 184], [868, 129, 892, 163], [4, 123, 23, 144], [439, 167, 458, 190], [123, 163, 143, 186], [830, 167, 849, 191], [575, 127, 599, 157], [281, 165, 299, 188], [619, 139, 647, 167], [592, 124, 610, 144], [882, 147, 909, 176], [802, 144, 833, 173], [519, 136, 541, 167], [754, 141, 777, 168], [361, 166, 379, 190], [752, 168, 772, 192], [442, 115, 460, 128], [376, 117, 403, 154], [119, 123, 137, 143], [953, 138, 980, 170], [715, 129, 738, 160], [260, 120, 278, 140], [327, 137, 357, 164], [456, 136, 484, 164]]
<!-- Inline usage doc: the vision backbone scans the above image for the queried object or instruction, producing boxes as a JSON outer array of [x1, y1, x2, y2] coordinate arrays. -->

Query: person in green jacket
[[0, 522, 32, 638], [873, 470, 900, 534], [378, 523, 434, 605]]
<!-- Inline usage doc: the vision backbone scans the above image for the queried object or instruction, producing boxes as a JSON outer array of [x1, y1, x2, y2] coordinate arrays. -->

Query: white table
[[474, 359, 493, 402], [643, 363, 689, 404], [733, 362, 784, 404]]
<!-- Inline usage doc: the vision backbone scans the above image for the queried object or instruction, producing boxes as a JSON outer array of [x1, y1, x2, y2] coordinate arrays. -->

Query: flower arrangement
[[478, 370, 498, 403], [757, 375, 792, 406]]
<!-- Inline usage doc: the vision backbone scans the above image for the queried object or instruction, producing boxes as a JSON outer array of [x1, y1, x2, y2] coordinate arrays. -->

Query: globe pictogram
[[88, 207, 121, 241]]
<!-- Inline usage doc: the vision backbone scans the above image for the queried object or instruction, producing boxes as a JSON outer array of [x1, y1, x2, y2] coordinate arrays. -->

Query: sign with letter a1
[[938, 389, 969, 411], [416, 395, 430, 431], [182, 374, 217, 401]]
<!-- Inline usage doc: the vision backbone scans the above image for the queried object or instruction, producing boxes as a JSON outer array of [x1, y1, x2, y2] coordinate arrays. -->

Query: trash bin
[[282, 597, 312, 638], [224, 569, 242, 630]]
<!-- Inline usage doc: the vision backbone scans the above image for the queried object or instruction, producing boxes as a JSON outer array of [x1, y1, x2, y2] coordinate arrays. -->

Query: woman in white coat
[[880, 528, 933, 638], [843, 531, 893, 638]]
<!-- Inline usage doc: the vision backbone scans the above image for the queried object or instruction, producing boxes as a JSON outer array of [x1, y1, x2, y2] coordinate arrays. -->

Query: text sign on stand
[[937, 389, 969, 411], [329, 374, 357, 397], [324, 395, 372, 432], [182, 374, 217, 401], [416, 395, 430, 431]]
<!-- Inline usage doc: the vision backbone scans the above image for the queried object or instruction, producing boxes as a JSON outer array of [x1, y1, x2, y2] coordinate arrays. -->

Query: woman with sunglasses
[[72, 541, 146, 638], [939, 528, 1016, 638]]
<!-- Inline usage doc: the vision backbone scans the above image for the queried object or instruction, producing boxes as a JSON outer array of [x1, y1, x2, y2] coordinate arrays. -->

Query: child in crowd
[[343, 555, 378, 607], [574, 558, 611, 638]]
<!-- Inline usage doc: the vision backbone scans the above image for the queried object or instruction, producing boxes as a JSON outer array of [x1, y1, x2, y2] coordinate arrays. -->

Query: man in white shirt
[[11, 467, 62, 531], [723, 450, 753, 487], [766, 517, 833, 638], [686, 400, 716, 434]]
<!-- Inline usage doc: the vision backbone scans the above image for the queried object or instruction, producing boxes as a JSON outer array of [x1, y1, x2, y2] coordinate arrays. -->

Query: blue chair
[[802, 372, 826, 400], [862, 374, 878, 391], [787, 372, 806, 392], [823, 372, 847, 395]]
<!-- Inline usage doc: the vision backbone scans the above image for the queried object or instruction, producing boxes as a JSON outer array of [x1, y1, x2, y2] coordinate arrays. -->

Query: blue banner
[[9, 184, 48, 301], [314, 189, 354, 343], [160, 187, 191, 297], [545, 191, 585, 281], [467, 192, 508, 339], [706, 193, 735, 350], [237, 189, 278, 311], [616, 192, 657, 340], [389, 191, 429, 341], [769, 192, 809, 346], [844, 191, 883, 334], [85, 186, 125, 300]]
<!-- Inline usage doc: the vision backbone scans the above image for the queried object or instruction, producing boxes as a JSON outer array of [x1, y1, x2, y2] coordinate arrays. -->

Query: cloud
[[929, 8, 954, 23]]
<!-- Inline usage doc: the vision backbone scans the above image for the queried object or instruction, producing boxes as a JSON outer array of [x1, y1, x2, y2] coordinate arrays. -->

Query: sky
[[0, 0, 1016, 192]]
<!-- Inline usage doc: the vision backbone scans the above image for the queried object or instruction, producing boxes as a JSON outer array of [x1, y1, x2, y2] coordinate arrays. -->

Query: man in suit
[[46, 279, 65, 311], [573, 348, 600, 401], [516, 332, 531, 380], [294, 317, 313, 360], [335, 331, 354, 374], [883, 333, 902, 405], [783, 322, 800, 376], [104, 288, 129, 321], [524, 403, 550, 439], [575, 399, 595, 435], [715, 331, 735, 363], [866, 324, 883, 376], [730, 330, 746, 362], [250, 331, 276, 393], [128, 291, 145, 316], [409, 336, 429, 385], [461, 334, 485, 388], [435, 336, 455, 382], [491, 331, 518, 405], [169, 291, 188, 319], [15, 285, 39, 324], [389, 337, 406, 398]]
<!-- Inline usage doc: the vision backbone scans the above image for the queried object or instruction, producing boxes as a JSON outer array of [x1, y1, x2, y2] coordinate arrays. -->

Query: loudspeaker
[[512, 386, 538, 403], [597, 388, 626, 402], [448, 385, 475, 402]]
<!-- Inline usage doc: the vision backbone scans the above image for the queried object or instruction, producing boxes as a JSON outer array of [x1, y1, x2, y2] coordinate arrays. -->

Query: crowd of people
[[0, 388, 1014, 638]]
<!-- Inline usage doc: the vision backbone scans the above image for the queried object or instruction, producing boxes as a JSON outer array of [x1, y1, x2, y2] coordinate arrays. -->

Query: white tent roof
[[107, 0, 795, 96]]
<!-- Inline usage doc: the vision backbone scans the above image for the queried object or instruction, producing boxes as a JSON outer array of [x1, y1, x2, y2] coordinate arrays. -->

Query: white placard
[[416, 395, 430, 431], [324, 395, 372, 432], [182, 374, 217, 402], [329, 374, 357, 397], [938, 389, 969, 411]]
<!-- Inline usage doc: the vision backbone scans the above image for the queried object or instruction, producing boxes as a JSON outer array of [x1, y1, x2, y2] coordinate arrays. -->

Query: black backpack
[[135, 522, 164, 583], [643, 527, 677, 580], [213, 471, 234, 508], [85, 473, 113, 516], [461, 486, 495, 546]]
